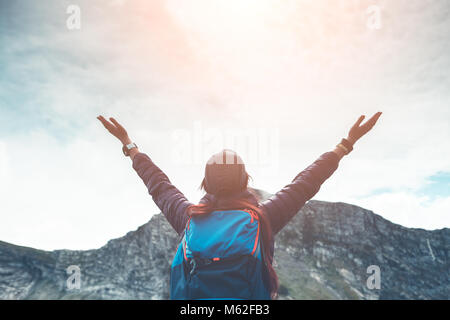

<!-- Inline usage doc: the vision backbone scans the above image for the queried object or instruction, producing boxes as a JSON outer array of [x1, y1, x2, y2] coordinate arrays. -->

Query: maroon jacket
[[132, 151, 339, 259]]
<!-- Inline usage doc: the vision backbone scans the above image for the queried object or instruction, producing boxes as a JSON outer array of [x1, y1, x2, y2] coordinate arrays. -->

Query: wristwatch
[[122, 142, 138, 157]]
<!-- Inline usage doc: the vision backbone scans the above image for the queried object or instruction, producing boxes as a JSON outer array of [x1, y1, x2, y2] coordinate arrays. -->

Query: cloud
[[351, 192, 450, 230], [0, 141, 8, 183], [0, 127, 162, 250], [1, 0, 449, 250]]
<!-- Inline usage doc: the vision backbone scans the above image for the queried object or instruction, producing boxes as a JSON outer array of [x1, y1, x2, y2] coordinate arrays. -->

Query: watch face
[[122, 143, 136, 156]]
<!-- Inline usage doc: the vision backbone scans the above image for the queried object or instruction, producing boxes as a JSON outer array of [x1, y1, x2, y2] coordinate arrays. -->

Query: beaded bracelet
[[336, 138, 354, 155], [340, 138, 354, 152], [337, 143, 349, 154]]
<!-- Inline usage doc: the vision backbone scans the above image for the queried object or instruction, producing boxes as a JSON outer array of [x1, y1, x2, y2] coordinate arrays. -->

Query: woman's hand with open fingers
[[97, 115, 131, 145], [347, 112, 382, 145]]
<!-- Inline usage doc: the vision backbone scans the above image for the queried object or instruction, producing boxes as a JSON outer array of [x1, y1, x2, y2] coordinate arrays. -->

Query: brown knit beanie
[[203, 149, 248, 196]]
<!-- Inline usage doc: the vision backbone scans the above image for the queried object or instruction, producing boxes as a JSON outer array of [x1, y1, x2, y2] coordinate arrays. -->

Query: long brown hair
[[187, 178, 279, 300]]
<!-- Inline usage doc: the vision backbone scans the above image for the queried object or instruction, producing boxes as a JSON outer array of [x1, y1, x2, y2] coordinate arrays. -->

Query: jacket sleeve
[[132, 152, 193, 235], [260, 151, 340, 235]]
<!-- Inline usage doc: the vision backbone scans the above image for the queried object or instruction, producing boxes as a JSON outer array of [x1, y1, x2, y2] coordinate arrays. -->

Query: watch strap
[[336, 138, 353, 155], [122, 142, 138, 156]]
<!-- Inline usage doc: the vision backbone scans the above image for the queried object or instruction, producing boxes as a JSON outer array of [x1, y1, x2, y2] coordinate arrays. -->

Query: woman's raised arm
[[97, 115, 192, 234], [260, 112, 382, 235]]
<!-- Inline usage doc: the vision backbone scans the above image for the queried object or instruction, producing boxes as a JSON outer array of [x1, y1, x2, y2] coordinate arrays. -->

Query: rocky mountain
[[0, 188, 448, 300]]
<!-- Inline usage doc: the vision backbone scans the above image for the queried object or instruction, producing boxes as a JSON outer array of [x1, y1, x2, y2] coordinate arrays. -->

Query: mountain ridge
[[0, 188, 448, 299]]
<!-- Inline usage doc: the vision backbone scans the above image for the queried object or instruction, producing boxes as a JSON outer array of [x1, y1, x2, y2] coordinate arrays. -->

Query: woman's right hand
[[97, 115, 131, 145], [347, 112, 382, 145]]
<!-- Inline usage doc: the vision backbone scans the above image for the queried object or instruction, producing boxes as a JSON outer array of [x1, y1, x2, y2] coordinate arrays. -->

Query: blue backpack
[[170, 209, 271, 300]]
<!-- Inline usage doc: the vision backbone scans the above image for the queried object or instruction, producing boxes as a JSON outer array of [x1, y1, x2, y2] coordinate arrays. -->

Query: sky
[[0, 0, 449, 250]]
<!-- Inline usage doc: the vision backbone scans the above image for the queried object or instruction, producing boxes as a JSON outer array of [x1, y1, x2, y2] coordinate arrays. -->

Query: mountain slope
[[0, 188, 448, 299]]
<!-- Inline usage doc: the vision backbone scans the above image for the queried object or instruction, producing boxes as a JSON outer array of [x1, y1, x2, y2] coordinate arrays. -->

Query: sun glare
[[167, 0, 279, 36]]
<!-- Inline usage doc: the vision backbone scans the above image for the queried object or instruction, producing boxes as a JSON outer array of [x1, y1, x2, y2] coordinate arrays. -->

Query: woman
[[97, 112, 382, 299]]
